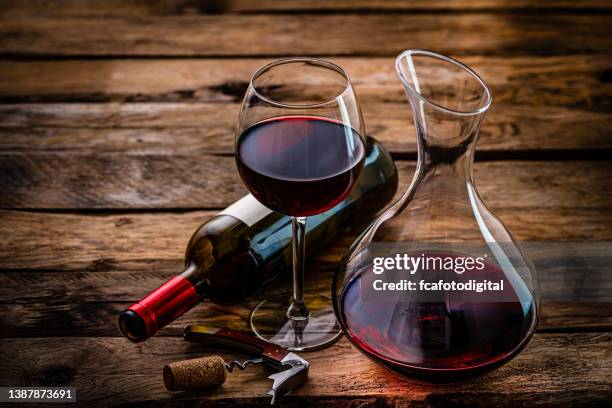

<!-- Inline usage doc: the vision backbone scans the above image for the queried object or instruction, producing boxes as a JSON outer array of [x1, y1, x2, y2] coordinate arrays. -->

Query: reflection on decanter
[[334, 50, 539, 381]]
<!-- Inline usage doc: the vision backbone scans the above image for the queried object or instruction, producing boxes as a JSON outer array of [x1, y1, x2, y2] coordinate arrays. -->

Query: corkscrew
[[163, 325, 309, 405], [224, 356, 264, 372]]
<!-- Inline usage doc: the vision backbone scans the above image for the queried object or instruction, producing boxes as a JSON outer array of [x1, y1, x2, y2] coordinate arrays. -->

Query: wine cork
[[163, 355, 227, 391]]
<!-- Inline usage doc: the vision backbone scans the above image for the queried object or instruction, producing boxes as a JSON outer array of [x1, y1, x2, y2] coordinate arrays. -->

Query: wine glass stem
[[287, 216, 310, 320]]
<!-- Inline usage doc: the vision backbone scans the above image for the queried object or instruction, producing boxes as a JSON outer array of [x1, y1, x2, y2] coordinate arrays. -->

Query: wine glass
[[235, 58, 366, 350]]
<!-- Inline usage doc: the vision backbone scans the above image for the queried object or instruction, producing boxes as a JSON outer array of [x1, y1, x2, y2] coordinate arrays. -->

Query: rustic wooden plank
[[1, 14, 610, 57], [2, 207, 611, 273], [0, 56, 609, 110], [2, 0, 610, 17], [0, 158, 610, 210], [0, 154, 242, 209], [2, 204, 612, 275], [541, 302, 612, 332], [212, 0, 612, 12], [1, 203, 612, 271], [0, 334, 609, 406], [0, 210, 207, 271], [2, 264, 608, 312], [1, 206, 610, 337], [0, 244, 612, 308], [0, 267, 609, 337], [1, 104, 610, 155], [3, 299, 610, 338]]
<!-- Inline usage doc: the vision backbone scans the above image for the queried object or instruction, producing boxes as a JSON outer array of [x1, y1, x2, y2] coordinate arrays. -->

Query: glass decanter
[[333, 50, 539, 381]]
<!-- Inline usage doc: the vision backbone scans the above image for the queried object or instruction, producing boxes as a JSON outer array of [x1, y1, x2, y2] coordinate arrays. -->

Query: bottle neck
[[119, 262, 204, 342], [179, 261, 199, 281]]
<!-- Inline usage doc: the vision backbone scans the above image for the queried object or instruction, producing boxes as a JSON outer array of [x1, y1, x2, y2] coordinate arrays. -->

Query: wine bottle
[[119, 136, 398, 342]]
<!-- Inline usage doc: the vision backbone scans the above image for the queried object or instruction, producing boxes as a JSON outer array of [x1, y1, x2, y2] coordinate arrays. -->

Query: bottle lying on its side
[[118, 136, 398, 342]]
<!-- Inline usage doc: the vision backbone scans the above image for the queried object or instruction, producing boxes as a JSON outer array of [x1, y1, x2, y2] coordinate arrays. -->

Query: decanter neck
[[416, 132, 476, 182], [402, 82, 487, 184], [396, 48, 492, 185]]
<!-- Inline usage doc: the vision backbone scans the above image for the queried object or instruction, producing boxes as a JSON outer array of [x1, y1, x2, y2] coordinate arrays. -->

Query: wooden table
[[0, 1, 611, 406]]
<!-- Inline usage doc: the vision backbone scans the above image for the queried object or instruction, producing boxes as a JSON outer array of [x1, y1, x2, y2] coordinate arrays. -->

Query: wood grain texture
[[1, 205, 612, 274], [0, 55, 608, 155], [0, 158, 610, 210], [1, 103, 610, 155], [2, 0, 610, 16], [0, 154, 242, 209], [0, 56, 609, 111], [0, 334, 609, 407], [1, 14, 611, 57], [0, 271, 609, 337], [1, 205, 611, 337]]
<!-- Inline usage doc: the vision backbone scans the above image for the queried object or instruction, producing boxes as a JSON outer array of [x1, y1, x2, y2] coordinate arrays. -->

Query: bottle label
[[219, 194, 274, 227]]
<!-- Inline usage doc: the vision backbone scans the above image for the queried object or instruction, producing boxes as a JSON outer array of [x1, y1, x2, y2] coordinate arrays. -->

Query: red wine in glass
[[338, 253, 537, 381], [236, 116, 365, 217], [237, 59, 367, 351]]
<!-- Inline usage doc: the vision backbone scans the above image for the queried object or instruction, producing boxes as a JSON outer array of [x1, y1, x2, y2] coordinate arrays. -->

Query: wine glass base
[[250, 296, 342, 351]]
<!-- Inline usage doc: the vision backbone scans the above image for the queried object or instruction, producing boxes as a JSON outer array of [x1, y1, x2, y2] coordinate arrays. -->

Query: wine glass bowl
[[236, 115, 365, 217], [235, 58, 366, 350]]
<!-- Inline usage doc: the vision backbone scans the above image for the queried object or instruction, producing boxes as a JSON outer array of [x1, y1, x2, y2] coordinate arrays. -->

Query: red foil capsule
[[119, 276, 202, 342]]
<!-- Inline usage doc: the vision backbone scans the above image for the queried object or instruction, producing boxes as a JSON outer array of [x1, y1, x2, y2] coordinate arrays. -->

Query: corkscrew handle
[[183, 325, 289, 368]]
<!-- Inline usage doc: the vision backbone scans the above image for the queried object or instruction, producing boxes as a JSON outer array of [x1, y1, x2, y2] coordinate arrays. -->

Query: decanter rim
[[396, 49, 493, 117]]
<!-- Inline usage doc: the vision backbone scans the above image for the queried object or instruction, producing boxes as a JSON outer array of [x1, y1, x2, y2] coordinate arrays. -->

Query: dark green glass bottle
[[119, 136, 398, 342]]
